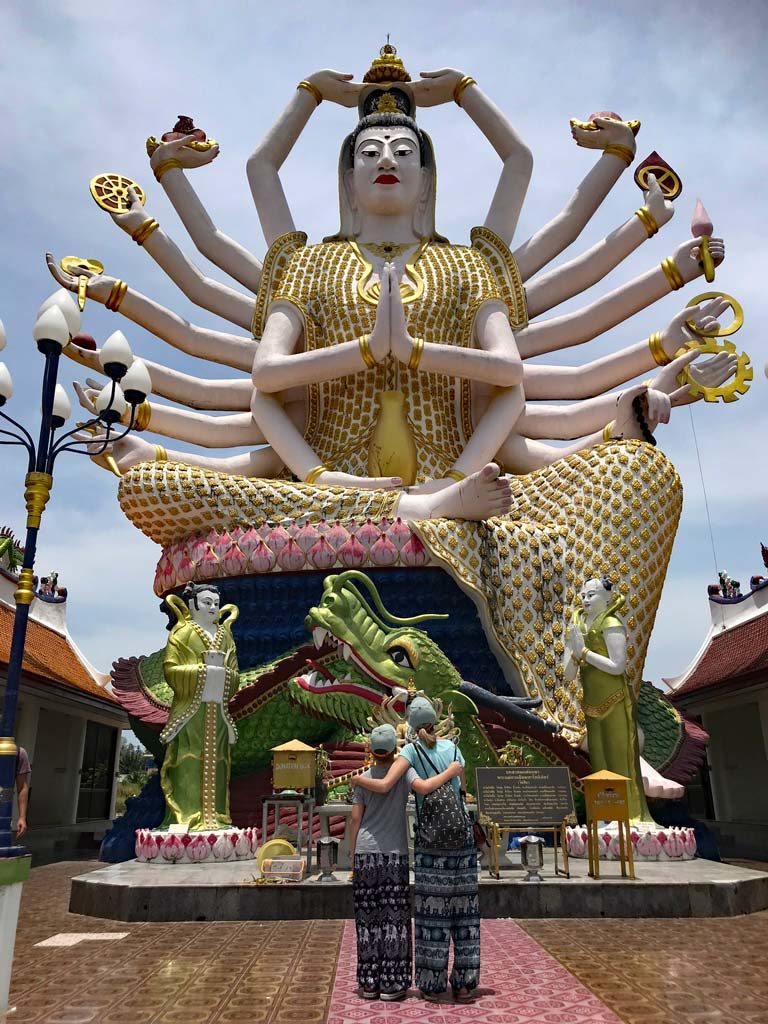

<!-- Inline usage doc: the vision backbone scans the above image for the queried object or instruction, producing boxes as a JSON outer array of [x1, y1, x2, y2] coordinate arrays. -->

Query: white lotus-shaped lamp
[[121, 358, 152, 406], [51, 384, 72, 427], [32, 306, 70, 351], [37, 289, 81, 338], [95, 382, 126, 425], [100, 331, 133, 381], [0, 362, 12, 405]]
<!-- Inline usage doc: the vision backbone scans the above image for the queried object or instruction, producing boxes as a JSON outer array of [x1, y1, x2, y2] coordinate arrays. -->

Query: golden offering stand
[[262, 739, 318, 874], [583, 770, 635, 880], [485, 817, 571, 880]]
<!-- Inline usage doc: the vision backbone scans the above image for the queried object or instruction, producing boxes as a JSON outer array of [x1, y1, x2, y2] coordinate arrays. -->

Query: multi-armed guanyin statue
[[49, 44, 749, 743]]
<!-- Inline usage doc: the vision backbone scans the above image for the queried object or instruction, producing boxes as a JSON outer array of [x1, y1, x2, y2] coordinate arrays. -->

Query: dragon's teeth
[[307, 670, 318, 687], [340, 672, 352, 683], [312, 627, 326, 649], [341, 643, 352, 661]]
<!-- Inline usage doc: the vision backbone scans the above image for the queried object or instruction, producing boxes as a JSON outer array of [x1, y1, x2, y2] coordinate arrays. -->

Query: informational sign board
[[475, 766, 575, 827]]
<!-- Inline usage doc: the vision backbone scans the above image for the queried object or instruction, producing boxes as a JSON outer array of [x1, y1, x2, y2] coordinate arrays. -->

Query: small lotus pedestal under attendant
[[348, 723, 461, 1003]]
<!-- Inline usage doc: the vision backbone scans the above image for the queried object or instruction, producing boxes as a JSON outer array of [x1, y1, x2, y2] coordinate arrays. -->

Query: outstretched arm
[[513, 117, 638, 281], [76, 429, 283, 478], [75, 383, 264, 447], [247, 70, 360, 246], [526, 175, 674, 317], [411, 761, 463, 796], [149, 136, 262, 291], [516, 237, 725, 358], [47, 256, 257, 372], [412, 70, 532, 245], [524, 299, 729, 400], [108, 191, 255, 330], [352, 756, 410, 794]]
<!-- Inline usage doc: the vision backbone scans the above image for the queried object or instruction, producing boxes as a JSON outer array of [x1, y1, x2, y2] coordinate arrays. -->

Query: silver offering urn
[[519, 834, 545, 882], [315, 836, 340, 882]]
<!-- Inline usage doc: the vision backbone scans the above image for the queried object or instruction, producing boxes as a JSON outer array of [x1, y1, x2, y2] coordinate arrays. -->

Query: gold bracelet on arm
[[445, 469, 465, 482], [131, 218, 159, 246], [603, 143, 635, 167], [134, 400, 152, 432], [359, 334, 376, 369], [453, 76, 477, 106], [297, 80, 323, 106], [635, 206, 659, 238], [304, 465, 327, 485], [660, 257, 685, 291], [602, 422, 615, 443], [153, 158, 183, 183], [408, 336, 424, 372], [154, 445, 168, 463], [648, 331, 671, 367], [105, 280, 128, 312]]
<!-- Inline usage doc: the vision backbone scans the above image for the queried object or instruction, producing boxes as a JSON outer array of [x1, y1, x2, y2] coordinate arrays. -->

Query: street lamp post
[[0, 291, 150, 856]]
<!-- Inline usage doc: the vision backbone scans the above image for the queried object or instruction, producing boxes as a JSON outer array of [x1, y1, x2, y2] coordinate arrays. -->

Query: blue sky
[[1, 1, 766, 691]]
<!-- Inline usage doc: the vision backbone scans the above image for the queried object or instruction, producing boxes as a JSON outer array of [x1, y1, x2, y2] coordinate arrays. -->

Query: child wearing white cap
[[348, 722, 461, 1002]]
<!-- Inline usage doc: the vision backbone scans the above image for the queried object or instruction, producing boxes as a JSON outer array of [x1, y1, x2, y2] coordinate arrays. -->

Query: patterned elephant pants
[[352, 853, 411, 995], [414, 846, 481, 994]]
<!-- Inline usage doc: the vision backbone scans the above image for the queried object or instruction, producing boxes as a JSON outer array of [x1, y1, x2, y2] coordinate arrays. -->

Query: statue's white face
[[190, 588, 220, 628], [351, 127, 425, 217], [580, 578, 611, 617]]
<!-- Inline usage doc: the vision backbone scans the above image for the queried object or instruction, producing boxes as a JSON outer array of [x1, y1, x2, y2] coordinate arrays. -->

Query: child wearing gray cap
[[353, 696, 479, 1003], [348, 722, 461, 1002]]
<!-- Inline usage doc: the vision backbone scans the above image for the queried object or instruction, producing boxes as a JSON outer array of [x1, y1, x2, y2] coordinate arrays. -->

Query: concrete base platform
[[70, 853, 768, 921]]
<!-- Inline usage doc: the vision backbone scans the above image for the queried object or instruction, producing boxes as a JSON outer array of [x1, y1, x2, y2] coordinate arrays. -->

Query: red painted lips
[[375, 174, 400, 185]]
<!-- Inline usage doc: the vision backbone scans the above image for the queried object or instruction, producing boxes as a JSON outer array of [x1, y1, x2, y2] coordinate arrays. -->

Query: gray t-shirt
[[352, 763, 419, 854]]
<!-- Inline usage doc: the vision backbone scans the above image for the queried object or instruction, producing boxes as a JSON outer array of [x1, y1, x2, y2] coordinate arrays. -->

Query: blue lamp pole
[[0, 297, 149, 856]]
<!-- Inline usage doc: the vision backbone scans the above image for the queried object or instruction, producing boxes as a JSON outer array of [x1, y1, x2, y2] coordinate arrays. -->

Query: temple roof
[[670, 606, 768, 701], [0, 601, 118, 706]]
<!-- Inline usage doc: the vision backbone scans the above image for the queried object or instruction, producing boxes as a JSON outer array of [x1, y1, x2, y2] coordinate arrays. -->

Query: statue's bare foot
[[397, 464, 512, 521]]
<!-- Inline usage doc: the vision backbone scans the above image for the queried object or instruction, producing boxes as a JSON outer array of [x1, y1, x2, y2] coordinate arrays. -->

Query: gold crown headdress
[[359, 41, 415, 119]]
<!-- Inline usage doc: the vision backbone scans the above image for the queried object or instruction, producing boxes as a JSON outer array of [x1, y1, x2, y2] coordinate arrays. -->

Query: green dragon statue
[[113, 571, 702, 816]]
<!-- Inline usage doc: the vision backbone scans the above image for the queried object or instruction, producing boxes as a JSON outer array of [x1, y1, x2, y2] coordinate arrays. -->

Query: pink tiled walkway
[[327, 919, 621, 1024]]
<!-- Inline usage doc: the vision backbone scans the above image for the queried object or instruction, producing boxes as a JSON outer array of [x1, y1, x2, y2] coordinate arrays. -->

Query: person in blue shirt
[[352, 698, 480, 1004], [348, 722, 461, 1003]]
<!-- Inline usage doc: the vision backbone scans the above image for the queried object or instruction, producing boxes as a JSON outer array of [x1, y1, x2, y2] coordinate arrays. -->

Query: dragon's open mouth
[[293, 625, 408, 709]]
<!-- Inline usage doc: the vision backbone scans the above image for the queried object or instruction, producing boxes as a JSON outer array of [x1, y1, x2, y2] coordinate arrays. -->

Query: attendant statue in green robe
[[564, 577, 651, 822], [159, 583, 240, 830]]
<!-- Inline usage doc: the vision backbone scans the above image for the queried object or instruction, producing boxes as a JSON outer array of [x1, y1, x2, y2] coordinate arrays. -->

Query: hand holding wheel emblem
[[89, 173, 146, 214], [677, 292, 752, 403]]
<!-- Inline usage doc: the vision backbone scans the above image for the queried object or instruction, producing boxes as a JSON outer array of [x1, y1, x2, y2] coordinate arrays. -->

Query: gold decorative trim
[[661, 258, 685, 291], [153, 159, 183, 183], [359, 334, 376, 369], [470, 226, 528, 329], [635, 206, 658, 238], [251, 231, 308, 338], [131, 218, 159, 246], [453, 76, 477, 105], [297, 80, 322, 106], [24, 471, 52, 529], [134, 400, 152, 432], [648, 331, 671, 367], [14, 568, 35, 607], [604, 144, 635, 166], [105, 280, 128, 312], [408, 336, 424, 371], [0, 737, 18, 757], [303, 465, 327, 485], [445, 469, 465, 482]]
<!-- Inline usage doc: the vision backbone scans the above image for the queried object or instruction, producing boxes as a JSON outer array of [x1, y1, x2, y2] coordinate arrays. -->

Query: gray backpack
[[413, 743, 472, 851]]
